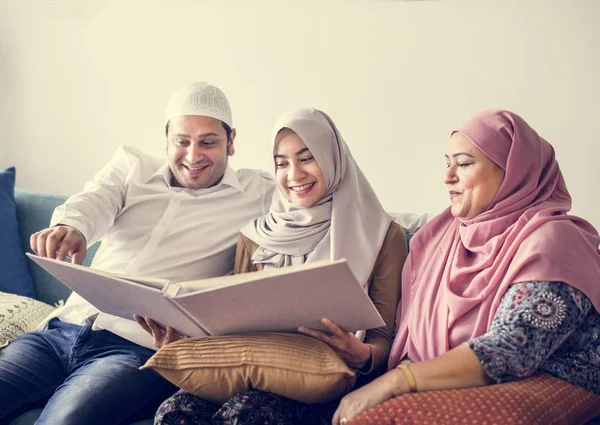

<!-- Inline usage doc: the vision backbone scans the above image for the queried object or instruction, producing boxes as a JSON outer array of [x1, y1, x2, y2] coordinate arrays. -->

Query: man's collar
[[146, 163, 172, 186], [145, 164, 243, 192], [219, 165, 243, 192]]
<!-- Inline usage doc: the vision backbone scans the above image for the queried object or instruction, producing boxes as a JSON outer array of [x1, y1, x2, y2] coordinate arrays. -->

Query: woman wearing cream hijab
[[155, 108, 408, 424]]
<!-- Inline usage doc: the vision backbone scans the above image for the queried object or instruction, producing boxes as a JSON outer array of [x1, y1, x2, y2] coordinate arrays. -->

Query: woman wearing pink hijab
[[333, 109, 600, 424]]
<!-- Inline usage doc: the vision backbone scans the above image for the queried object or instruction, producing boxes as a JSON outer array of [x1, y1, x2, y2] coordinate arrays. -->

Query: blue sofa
[[10, 190, 153, 425]]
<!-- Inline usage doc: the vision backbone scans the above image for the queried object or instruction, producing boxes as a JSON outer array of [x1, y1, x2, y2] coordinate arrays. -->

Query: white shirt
[[40, 145, 275, 349]]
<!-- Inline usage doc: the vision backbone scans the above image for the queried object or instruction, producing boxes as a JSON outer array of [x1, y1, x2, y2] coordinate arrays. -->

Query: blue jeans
[[0, 319, 177, 425]]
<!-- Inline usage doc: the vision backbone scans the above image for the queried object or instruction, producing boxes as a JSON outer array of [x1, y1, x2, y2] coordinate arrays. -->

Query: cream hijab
[[241, 108, 392, 293]]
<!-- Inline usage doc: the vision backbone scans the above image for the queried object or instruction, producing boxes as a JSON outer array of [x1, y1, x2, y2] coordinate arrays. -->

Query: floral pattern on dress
[[154, 388, 335, 425], [154, 389, 216, 425], [522, 291, 567, 329], [469, 281, 600, 394]]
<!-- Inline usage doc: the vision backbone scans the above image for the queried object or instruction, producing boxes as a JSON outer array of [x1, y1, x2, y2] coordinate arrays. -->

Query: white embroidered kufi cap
[[165, 82, 232, 127]]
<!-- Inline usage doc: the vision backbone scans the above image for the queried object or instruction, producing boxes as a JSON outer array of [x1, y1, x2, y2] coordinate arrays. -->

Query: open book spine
[[163, 282, 215, 337]]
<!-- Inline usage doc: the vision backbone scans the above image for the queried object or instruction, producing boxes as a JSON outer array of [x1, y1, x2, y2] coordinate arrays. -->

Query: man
[[0, 82, 275, 425]]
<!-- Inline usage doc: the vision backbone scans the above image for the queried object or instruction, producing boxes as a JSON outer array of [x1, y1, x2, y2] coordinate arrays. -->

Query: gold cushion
[[141, 332, 357, 404]]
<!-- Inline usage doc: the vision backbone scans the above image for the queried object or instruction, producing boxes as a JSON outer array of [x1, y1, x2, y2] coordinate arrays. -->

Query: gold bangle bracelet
[[397, 363, 418, 393]]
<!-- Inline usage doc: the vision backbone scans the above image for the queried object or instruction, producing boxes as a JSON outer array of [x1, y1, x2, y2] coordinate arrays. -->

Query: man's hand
[[298, 318, 372, 369], [30, 225, 87, 264], [133, 314, 186, 348]]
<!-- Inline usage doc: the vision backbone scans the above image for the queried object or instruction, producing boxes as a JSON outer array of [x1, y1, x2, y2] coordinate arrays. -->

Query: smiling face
[[444, 132, 505, 220], [166, 115, 235, 189], [273, 128, 327, 208]]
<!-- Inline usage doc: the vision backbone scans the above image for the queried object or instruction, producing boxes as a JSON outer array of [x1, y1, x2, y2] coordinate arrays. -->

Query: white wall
[[1, 0, 599, 228]]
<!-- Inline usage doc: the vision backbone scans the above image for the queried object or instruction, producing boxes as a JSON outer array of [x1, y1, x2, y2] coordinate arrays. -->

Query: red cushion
[[348, 374, 600, 425]]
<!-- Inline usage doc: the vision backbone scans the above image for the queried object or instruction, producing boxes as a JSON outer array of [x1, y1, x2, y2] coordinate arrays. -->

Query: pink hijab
[[388, 109, 600, 368]]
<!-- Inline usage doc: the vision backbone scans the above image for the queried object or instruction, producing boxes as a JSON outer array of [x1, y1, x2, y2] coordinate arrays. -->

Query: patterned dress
[[154, 389, 337, 425], [468, 281, 599, 395], [156, 281, 600, 424]]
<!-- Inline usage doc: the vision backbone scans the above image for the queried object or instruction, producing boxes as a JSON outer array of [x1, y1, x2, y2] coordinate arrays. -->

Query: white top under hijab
[[241, 108, 392, 293]]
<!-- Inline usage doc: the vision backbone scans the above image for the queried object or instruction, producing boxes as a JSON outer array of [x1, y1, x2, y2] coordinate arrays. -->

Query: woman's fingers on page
[[164, 326, 173, 345], [133, 314, 152, 334], [297, 326, 318, 338], [164, 326, 183, 345], [321, 318, 345, 338], [145, 317, 167, 347], [298, 326, 339, 347], [146, 317, 163, 335]]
